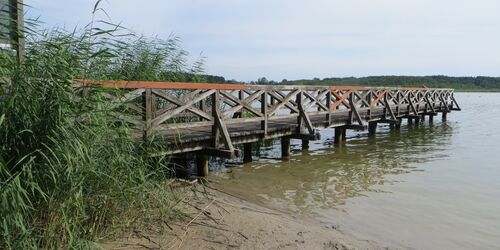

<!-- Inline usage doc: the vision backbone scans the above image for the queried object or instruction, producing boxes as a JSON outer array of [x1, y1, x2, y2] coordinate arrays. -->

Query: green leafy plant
[[0, 2, 203, 249]]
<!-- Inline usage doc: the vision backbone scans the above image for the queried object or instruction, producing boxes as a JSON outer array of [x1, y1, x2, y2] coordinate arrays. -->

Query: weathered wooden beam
[[439, 95, 450, 112], [288, 133, 321, 140], [143, 89, 153, 138], [384, 95, 397, 121], [152, 89, 215, 126], [408, 92, 419, 116], [451, 95, 461, 111], [298, 102, 315, 135], [334, 127, 346, 144], [261, 90, 268, 135], [326, 91, 332, 125], [221, 89, 263, 118], [196, 155, 209, 177], [368, 121, 377, 136], [302, 139, 309, 149], [281, 137, 291, 158], [330, 89, 351, 109], [213, 96, 235, 152], [200, 148, 241, 159], [243, 143, 252, 163], [268, 89, 300, 115], [349, 92, 364, 126], [152, 89, 213, 121]]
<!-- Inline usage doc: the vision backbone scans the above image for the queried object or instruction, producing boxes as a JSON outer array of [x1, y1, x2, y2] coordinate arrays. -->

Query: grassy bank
[[0, 7, 205, 249]]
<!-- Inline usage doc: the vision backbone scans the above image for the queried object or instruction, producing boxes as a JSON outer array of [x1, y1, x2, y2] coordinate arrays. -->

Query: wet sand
[[103, 187, 390, 250]]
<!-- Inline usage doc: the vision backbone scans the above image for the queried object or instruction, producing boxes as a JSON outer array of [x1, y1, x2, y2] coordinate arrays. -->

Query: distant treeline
[[280, 76, 500, 91], [193, 75, 500, 91]]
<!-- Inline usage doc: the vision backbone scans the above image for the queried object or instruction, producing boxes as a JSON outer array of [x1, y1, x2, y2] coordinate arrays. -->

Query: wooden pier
[[78, 80, 461, 176]]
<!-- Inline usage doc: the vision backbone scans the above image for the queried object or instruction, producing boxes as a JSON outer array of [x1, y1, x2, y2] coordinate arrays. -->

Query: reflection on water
[[216, 123, 453, 215], [214, 93, 500, 250]]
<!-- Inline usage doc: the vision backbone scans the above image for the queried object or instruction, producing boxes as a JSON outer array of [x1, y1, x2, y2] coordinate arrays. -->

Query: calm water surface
[[214, 93, 500, 250]]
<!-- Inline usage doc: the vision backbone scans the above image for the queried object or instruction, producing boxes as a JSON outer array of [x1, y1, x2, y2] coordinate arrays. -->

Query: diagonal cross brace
[[298, 102, 315, 134], [349, 92, 364, 126], [384, 96, 397, 121], [213, 107, 235, 152]]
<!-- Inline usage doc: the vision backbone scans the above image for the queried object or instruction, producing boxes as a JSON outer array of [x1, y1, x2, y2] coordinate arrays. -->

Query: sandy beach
[[103, 185, 390, 250]]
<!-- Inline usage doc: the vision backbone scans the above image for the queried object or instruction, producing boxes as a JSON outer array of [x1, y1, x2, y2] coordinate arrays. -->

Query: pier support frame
[[368, 122, 377, 136], [196, 155, 209, 178], [334, 127, 347, 144], [281, 137, 291, 158], [243, 143, 252, 163], [302, 139, 309, 149], [395, 118, 402, 129], [414, 116, 421, 125]]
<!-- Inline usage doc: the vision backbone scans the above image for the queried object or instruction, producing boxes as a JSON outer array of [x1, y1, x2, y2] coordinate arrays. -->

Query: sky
[[26, 0, 500, 82]]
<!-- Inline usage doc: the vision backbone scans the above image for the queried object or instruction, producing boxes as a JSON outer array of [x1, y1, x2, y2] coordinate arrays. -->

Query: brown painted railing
[[75, 80, 460, 157]]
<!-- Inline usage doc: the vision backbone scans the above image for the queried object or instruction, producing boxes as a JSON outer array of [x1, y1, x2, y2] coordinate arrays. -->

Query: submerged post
[[368, 121, 377, 136], [334, 127, 346, 144], [442, 111, 448, 121], [414, 116, 421, 124], [395, 118, 402, 129], [281, 137, 291, 158], [243, 143, 252, 163], [408, 118, 414, 125], [302, 139, 309, 149]]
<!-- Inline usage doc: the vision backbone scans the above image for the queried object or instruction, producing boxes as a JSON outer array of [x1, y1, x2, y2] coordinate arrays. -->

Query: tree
[[257, 77, 269, 84]]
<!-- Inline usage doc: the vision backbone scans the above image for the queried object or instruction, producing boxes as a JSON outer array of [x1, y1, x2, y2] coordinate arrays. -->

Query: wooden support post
[[349, 92, 364, 126], [326, 91, 332, 125], [196, 155, 209, 177], [233, 90, 244, 118], [408, 118, 414, 125], [243, 143, 252, 163], [395, 118, 402, 129], [11, 0, 25, 63], [334, 127, 346, 144], [143, 89, 153, 139], [429, 114, 434, 123], [281, 137, 291, 158], [442, 111, 448, 121], [212, 91, 221, 147], [368, 121, 377, 136], [199, 99, 206, 113], [302, 139, 309, 149], [414, 116, 421, 125], [296, 90, 303, 133], [421, 114, 426, 121], [261, 91, 268, 135]]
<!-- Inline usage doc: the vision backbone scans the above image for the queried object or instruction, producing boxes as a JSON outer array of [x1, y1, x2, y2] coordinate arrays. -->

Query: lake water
[[214, 93, 500, 250]]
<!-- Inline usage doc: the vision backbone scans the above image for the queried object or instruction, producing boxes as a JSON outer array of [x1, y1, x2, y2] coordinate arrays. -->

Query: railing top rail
[[75, 80, 454, 91]]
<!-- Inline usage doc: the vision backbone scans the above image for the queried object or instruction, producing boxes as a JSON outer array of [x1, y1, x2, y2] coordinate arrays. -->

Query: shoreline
[[103, 186, 392, 249]]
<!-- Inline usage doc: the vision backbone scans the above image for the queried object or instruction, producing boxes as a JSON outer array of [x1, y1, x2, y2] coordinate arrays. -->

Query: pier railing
[[75, 80, 460, 158]]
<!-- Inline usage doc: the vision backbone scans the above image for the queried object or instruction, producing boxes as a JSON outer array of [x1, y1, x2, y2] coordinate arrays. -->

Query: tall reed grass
[[0, 3, 203, 248]]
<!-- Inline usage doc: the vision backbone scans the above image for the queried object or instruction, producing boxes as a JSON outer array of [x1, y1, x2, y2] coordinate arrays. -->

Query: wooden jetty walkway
[[79, 80, 461, 176]]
